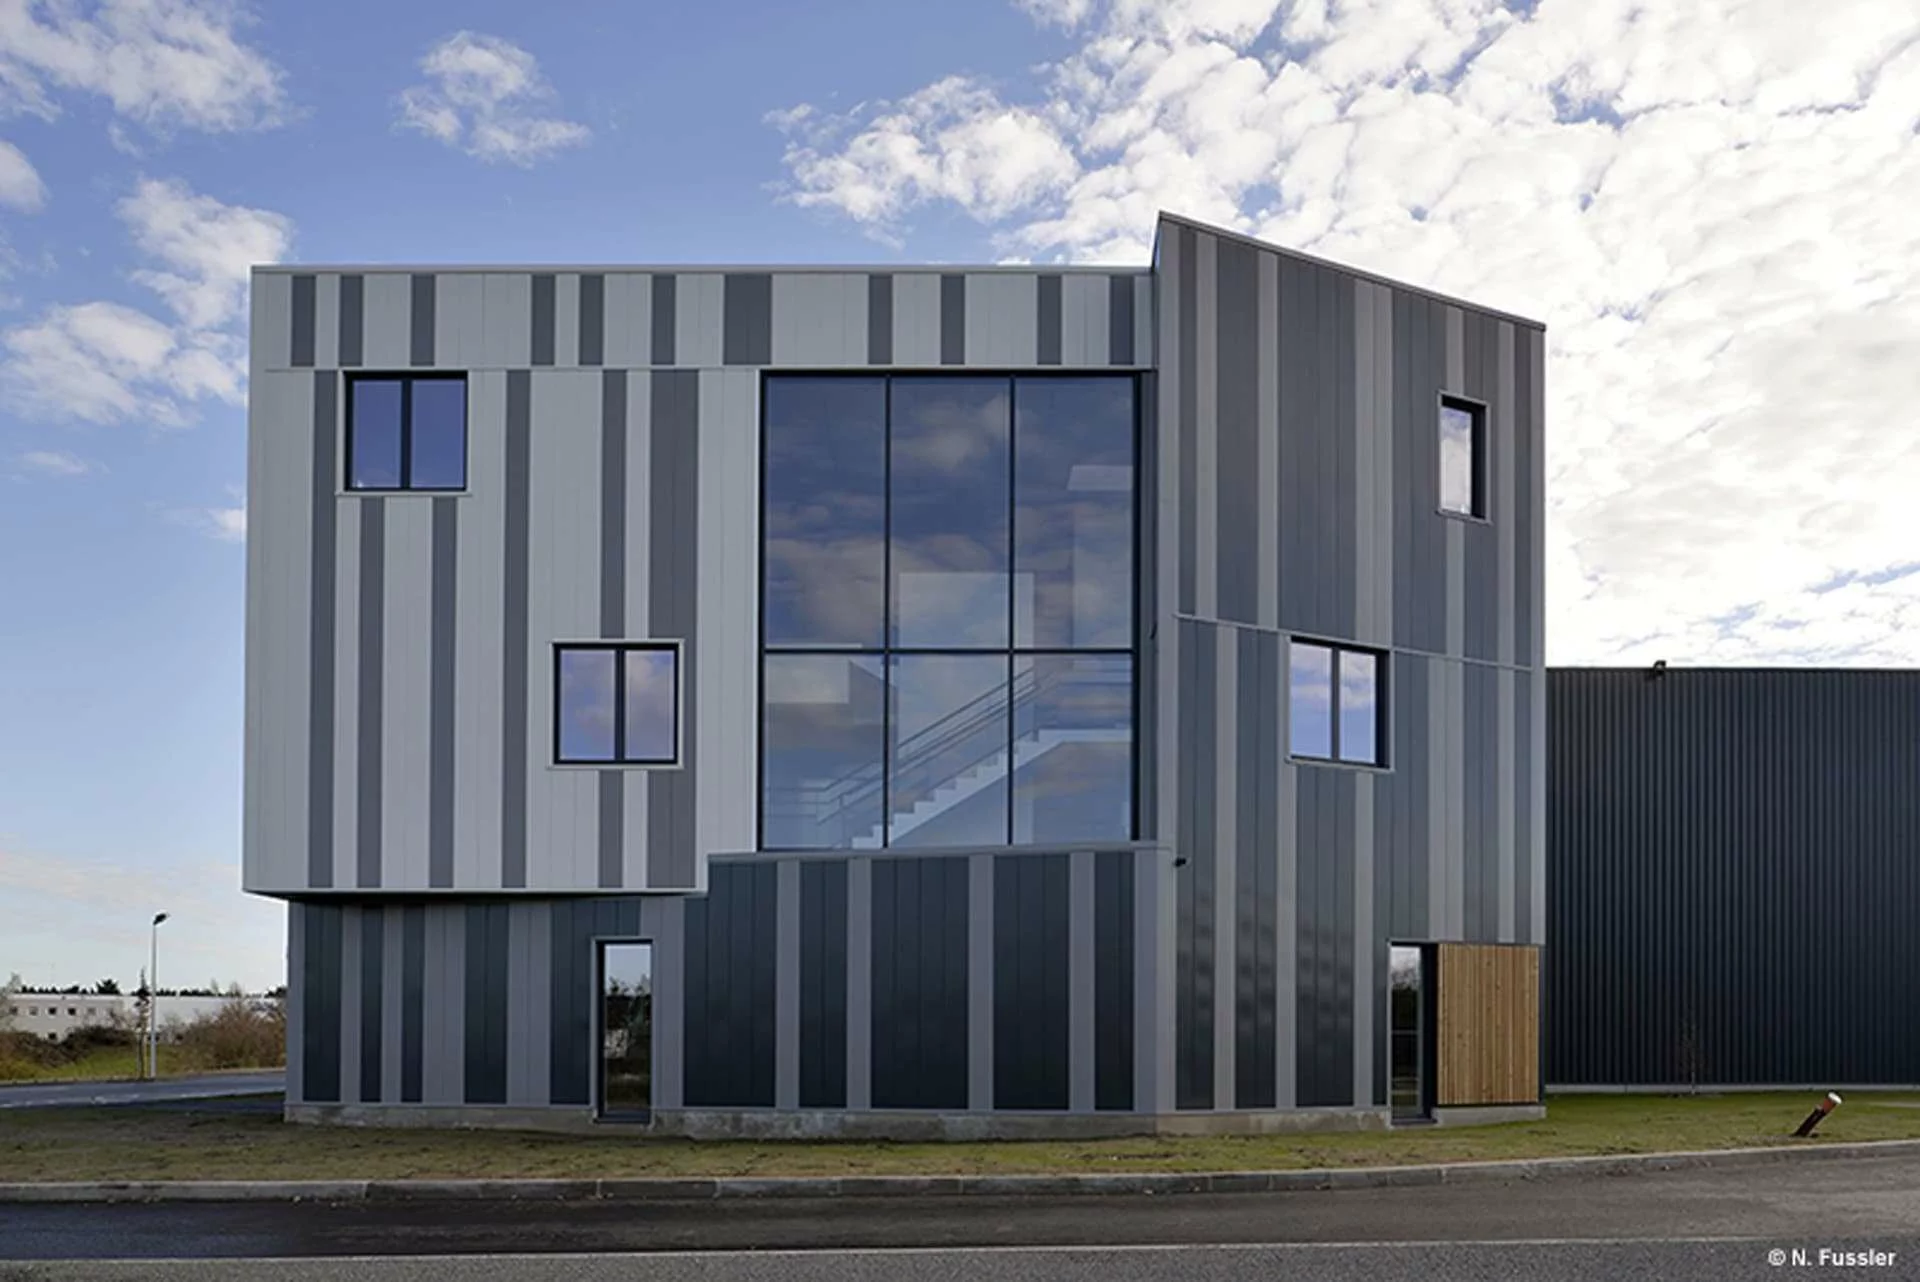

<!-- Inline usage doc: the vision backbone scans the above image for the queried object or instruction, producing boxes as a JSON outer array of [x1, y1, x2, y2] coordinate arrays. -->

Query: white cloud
[[120, 176, 291, 329], [0, 0, 286, 131], [1, 177, 289, 425], [16, 448, 92, 475], [397, 31, 589, 166], [0, 138, 45, 209], [771, 76, 1081, 230], [773, 0, 1920, 666]]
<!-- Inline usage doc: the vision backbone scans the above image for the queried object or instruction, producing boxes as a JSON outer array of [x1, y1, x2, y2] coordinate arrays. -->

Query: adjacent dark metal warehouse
[[1547, 667, 1920, 1088]]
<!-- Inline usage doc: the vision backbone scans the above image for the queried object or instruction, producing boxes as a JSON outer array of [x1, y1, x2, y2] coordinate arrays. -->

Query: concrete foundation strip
[[3, 1138, 1918, 1204]]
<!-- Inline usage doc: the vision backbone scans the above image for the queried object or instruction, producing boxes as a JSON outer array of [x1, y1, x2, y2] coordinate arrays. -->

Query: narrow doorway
[[1390, 943, 1431, 1122], [597, 941, 654, 1120]]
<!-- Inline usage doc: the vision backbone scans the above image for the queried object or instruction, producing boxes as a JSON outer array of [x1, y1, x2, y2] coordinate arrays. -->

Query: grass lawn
[[0, 1048, 147, 1084], [0, 1051, 279, 1085], [2, 1092, 1918, 1183]]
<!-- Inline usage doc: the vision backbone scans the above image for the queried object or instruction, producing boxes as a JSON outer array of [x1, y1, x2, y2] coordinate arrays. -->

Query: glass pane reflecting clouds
[[762, 655, 886, 849], [1337, 650, 1379, 764], [763, 378, 887, 647], [350, 380, 403, 489], [1011, 655, 1132, 843], [888, 655, 1009, 847], [1440, 402, 1477, 514], [623, 649, 676, 762], [1289, 642, 1333, 758], [1014, 378, 1134, 648], [410, 380, 466, 489], [890, 379, 1010, 649], [558, 649, 617, 761]]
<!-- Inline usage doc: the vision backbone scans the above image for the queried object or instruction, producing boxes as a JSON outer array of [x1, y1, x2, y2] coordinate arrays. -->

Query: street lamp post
[[148, 913, 168, 1080]]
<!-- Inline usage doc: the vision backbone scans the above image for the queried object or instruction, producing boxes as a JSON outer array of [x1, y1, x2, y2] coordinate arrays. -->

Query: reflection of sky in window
[[763, 378, 886, 648], [351, 380, 403, 489], [410, 380, 466, 489], [623, 650, 676, 762], [1338, 650, 1378, 764], [559, 649, 617, 761], [1440, 403, 1476, 514], [889, 379, 1009, 648], [762, 654, 886, 849], [1289, 642, 1333, 758], [1014, 377, 1134, 649], [888, 654, 1008, 846], [1011, 655, 1132, 841]]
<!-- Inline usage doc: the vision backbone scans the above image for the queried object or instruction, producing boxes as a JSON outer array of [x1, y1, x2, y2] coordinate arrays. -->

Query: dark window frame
[[1287, 637, 1390, 769], [593, 937, 655, 1124], [756, 370, 1142, 853], [552, 641, 683, 767], [1437, 392, 1488, 521], [344, 371, 470, 493]]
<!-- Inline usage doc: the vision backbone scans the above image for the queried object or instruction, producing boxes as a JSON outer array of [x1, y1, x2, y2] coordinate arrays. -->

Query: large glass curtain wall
[[761, 375, 1137, 851]]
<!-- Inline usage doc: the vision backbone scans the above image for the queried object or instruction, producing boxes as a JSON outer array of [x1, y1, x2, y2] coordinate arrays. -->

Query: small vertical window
[[1439, 395, 1485, 518], [347, 375, 467, 492], [554, 643, 680, 765], [1289, 639, 1387, 767]]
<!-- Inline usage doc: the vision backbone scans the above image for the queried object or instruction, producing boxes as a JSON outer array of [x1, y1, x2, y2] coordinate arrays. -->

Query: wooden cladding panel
[[1436, 943, 1540, 1106]]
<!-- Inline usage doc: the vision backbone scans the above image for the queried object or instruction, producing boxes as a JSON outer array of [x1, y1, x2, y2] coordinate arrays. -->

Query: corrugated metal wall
[[286, 844, 1157, 1115], [1154, 216, 1548, 1113], [1548, 668, 1920, 1087], [245, 266, 1154, 899]]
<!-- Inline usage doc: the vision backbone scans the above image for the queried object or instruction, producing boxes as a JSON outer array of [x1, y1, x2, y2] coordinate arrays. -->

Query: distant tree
[[0, 972, 19, 1031], [94, 979, 121, 996]]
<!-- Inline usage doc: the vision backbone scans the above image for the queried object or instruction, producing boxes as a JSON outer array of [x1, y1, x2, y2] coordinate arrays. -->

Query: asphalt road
[[1, 1152, 1916, 1279], [0, 1072, 284, 1110]]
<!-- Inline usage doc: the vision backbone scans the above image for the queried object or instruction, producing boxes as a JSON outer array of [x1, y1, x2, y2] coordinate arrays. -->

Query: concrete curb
[[4, 1137, 1918, 1205]]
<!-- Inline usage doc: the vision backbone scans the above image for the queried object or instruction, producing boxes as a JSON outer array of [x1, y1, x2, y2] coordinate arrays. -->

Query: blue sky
[[2, 0, 1917, 990]]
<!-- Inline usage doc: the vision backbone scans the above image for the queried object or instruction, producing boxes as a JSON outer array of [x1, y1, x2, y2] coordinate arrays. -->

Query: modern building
[[1, 993, 261, 1043], [244, 213, 1548, 1135], [1547, 667, 1920, 1090]]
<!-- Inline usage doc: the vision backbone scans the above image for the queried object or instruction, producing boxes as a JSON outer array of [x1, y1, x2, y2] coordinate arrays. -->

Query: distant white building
[[2, 993, 270, 1043]]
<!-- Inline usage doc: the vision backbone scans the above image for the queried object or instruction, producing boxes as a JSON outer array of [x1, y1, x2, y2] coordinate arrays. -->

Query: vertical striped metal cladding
[[1153, 215, 1546, 1114], [282, 848, 1147, 1113], [1548, 669, 1920, 1088], [253, 216, 1542, 1128]]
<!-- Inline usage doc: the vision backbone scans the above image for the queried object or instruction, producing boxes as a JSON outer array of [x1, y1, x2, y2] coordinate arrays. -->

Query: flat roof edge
[[1155, 211, 1548, 332], [252, 263, 1152, 277]]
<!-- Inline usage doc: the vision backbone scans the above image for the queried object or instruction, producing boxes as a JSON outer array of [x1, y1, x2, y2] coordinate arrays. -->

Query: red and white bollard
[[1792, 1091, 1843, 1138]]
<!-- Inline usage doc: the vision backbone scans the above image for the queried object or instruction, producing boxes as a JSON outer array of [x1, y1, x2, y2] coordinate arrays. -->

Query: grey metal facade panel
[[1037, 275, 1063, 365], [682, 861, 778, 1107], [1548, 669, 1920, 1088], [298, 902, 341, 1102], [248, 266, 1143, 901], [464, 902, 509, 1103], [1175, 616, 1216, 1109], [871, 857, 970, 1110], [306, 375, 337, 889], [798, 860, 848, 1108], [411, 275, 436, 367], [400, 905, 424, 1102], [1093, 850, 1135, 1110], [991, 855, 1070, 1110], [360, 907, 383, 1102], [939, 274, 965, 365], [1148, 213, 1544, 1118], [723, 274, 772, 366], [291, 275, 316, 367]]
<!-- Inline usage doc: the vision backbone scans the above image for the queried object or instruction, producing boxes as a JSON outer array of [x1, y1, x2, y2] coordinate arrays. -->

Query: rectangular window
[[1289, 639, 1387, 767], [346, 374, 468, 492], [554, 643, 679, 766], [760, 374, 1138, 851], [1439, 395, 1485, 518]]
